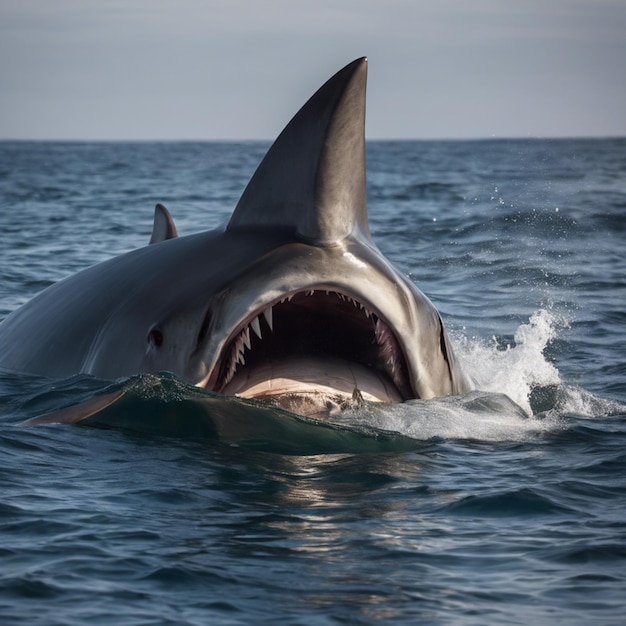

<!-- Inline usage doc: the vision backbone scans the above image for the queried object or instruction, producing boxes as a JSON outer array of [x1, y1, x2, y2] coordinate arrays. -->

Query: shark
[[0, 57, 473, 419]]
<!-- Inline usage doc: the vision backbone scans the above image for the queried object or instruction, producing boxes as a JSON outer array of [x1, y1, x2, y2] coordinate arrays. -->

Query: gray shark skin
[[0, 58, 473, 417]]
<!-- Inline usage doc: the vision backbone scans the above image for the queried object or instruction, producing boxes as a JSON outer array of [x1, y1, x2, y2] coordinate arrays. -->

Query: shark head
[[0, 58, 472, 417]]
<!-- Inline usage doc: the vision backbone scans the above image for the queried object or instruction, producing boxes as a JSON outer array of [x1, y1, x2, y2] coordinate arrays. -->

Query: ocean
[[0, 139, 625, 624]]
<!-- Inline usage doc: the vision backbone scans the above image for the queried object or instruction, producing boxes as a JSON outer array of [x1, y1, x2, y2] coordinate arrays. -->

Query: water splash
[[454, 309, 562, 415], [453, 309, 625, 419]]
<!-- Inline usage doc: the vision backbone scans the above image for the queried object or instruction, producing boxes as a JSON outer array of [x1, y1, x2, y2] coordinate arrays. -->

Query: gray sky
[[1, 0, 625, 140]]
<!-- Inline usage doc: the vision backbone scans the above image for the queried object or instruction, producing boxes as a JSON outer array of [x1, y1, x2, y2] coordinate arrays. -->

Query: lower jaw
[[220, 356, 403, 419]]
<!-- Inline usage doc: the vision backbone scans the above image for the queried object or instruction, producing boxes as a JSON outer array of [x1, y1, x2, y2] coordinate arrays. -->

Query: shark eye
[[148, 328, 164, 348]]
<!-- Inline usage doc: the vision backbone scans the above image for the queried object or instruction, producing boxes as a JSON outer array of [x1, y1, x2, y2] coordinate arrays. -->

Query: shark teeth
[[250, 316, 262, 340], [218, 289, 404, 392], [243, 326, 251, 350], [222, 306, 275, 388]]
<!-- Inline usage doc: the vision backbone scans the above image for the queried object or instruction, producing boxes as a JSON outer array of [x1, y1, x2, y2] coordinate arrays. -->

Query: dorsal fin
[[227, 57, 370, 244], [149, 203, 178, 244]]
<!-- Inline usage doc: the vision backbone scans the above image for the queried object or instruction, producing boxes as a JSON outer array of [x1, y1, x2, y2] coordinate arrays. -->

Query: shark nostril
[[148, 328, 164, 348], [197, 310, 213, 347]]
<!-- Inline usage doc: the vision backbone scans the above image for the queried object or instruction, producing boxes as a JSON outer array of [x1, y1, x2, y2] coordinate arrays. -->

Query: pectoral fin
[[20, 390, 125, 426]]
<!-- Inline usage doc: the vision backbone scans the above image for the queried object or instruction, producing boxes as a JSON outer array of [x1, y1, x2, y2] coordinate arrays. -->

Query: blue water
[[1, 139, 625, 624]]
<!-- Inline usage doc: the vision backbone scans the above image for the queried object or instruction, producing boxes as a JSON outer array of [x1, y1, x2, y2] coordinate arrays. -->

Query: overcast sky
[[1, 0, 624, 140]]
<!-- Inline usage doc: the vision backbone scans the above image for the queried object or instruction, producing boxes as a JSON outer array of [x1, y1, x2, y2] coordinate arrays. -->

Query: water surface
[[0, 139, 625, 624]]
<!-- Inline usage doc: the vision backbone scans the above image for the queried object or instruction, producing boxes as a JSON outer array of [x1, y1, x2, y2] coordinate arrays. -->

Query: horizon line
[[1, 134, 625, 144]]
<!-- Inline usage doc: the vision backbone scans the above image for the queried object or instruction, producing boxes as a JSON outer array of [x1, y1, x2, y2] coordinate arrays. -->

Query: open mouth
[[208, 289, 413, 402]]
